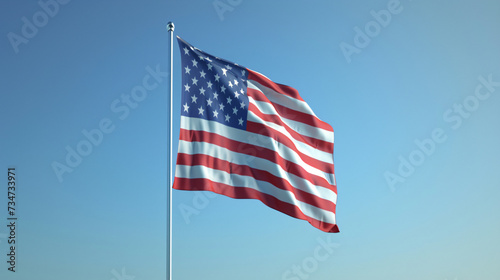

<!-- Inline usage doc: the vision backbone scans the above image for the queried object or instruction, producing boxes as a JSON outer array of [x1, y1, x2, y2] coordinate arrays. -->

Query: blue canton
[[178, 38, 250, 130]]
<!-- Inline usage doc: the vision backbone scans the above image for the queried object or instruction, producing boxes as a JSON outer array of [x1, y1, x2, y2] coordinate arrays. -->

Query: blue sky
[[1, 0, 500, 279]]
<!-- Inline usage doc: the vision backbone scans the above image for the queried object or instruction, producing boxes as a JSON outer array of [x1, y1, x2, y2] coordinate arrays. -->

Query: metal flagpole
[[166, 21, 174, 280]]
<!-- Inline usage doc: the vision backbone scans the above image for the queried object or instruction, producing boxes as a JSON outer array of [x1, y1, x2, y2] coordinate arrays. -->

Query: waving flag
[[173, 37, 338, 233]]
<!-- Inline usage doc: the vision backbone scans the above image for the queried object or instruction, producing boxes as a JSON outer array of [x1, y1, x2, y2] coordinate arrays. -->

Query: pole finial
[[167, 21, 175, 32]]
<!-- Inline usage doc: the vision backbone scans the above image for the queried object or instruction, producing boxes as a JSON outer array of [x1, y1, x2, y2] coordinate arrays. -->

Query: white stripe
[[250, 97, 334, 144], [175, 164, 337, 224], [247, 79, 320, 118], [177, 139, 337, 202], [285, 118, 334, 144], [180, 116, 335, 185], [247, 106, 333, 163]]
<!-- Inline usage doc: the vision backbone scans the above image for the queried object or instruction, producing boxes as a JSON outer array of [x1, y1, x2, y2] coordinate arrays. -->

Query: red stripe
[[245, 121, 335, 175], [248, 88, 334, 133], [176, 153, 337, 211], [248, 102, 333, 153], [247, 69, 304, 101], [178, 128, 336, 192], [173, 177, 339, 233]]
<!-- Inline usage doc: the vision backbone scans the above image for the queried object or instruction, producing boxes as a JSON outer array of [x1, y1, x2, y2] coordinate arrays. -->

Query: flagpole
[[166, 21, 174, 280]]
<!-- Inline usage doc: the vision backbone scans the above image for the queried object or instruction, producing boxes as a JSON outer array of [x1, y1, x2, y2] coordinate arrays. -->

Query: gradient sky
[[1, 1, 500, 280]]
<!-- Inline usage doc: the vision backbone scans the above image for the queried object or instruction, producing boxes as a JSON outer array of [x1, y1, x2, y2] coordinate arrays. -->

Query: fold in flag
[[173, 36, 338, 233]]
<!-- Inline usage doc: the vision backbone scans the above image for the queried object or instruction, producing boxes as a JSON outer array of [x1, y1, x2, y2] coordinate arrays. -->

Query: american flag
[[173, 37, 338, 233]]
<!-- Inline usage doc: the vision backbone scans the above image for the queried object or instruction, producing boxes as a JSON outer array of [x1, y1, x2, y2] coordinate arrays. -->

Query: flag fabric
[[173, 36, 338, 233]]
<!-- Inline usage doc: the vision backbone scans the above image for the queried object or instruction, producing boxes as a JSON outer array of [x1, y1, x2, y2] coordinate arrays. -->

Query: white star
[[221, 85, 226, 93], [183, 103, 189, 112], [213, 110, 219, 118], [240, 101, 246, 109], [183, 47, 189, 55], [200, 70, 206, 79], [219, 103, 225, 111], [238, 118, 244, 126], [191, 77, 198, 85], [225, 114, 230, 122], [207, 99, 213, 106], [191, 95, 198, 103], [226, 96, 232, 104], [198, 55, 204, 61], [240, 88, 244, 95], [207, 81, 213, 89], [192, 59, 198, 67], [207, 64, 213, 71], [213, 92, 219, 99], [184, 66, 191, 74], [228, 81, 233, 88], [205, 57, 212, 62], [225, 64, 232, 70], [199, 87, 206, 95], [198, 106, 204, 115], [214, 74, 220, 81], [221, 68, 228, 76], [184, 83, 190, 92], [234, 91, 240, 98], [232, 107, 238, 115], [234, 79, 238, 86], [241, 69, 246, 76]]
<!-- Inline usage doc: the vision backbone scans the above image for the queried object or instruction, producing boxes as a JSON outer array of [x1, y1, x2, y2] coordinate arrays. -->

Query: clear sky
[[1, 0, 500, 279]]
